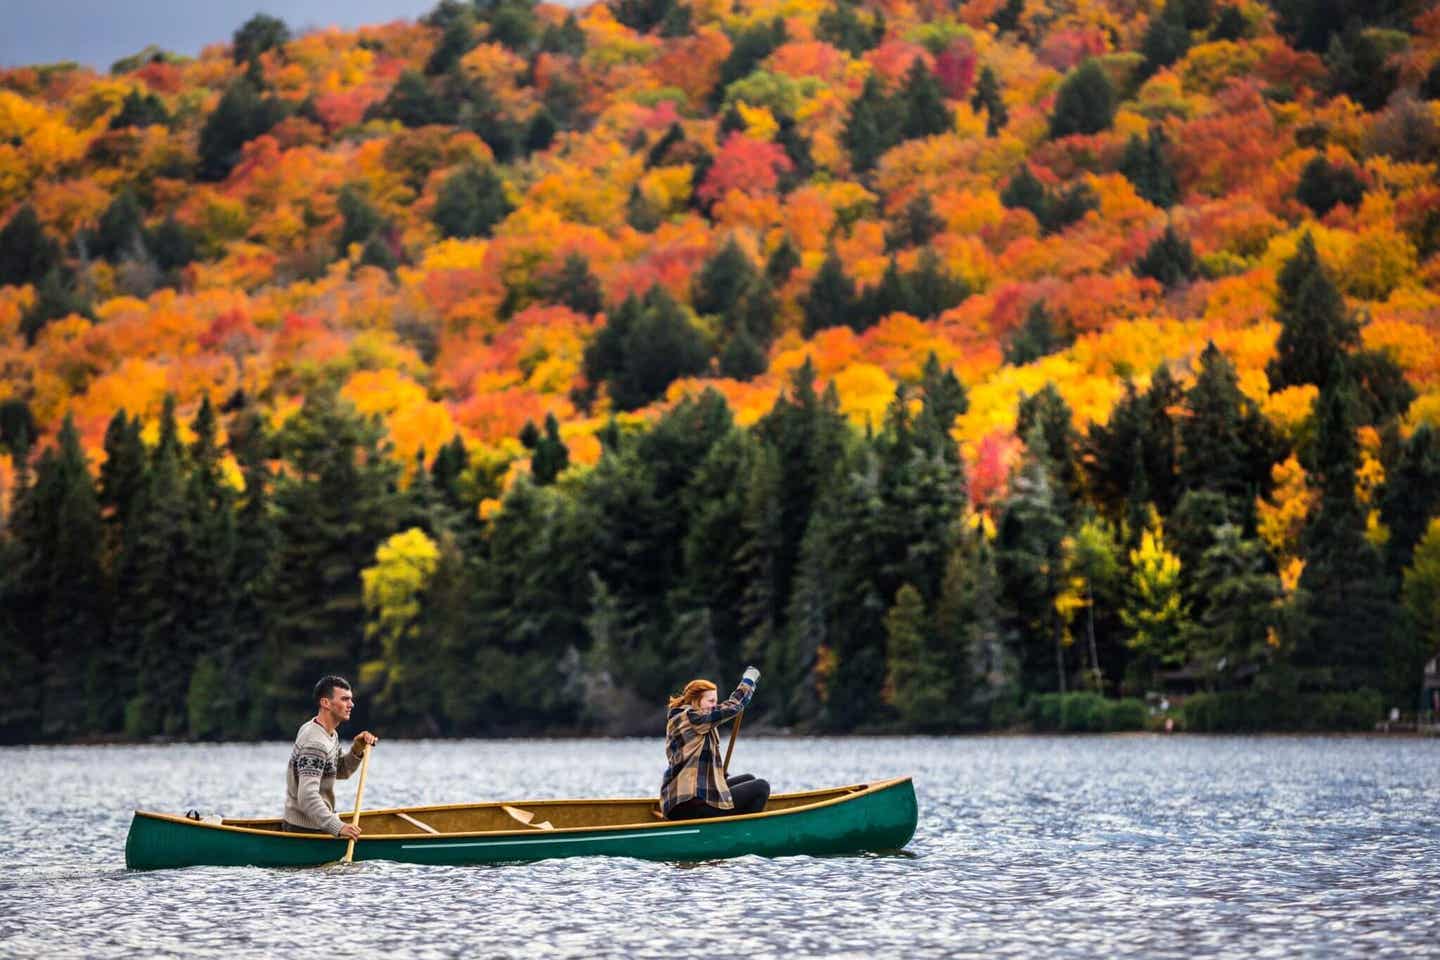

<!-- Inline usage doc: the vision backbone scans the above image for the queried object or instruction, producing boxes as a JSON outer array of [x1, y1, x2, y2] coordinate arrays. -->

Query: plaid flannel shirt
[[658, 678, 755, 816]]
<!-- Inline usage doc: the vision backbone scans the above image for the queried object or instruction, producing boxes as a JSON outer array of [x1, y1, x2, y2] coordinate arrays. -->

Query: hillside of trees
[[3, 0, 1440, 741]]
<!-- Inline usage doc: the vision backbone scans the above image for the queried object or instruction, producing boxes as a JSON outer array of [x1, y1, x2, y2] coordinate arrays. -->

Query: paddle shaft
[[722, 710, 743, 775], [341, 744, 373, 863]]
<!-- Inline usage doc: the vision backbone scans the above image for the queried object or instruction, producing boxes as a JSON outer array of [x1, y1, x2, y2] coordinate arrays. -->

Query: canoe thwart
[[396, 812, 439, 834], [502, 804, 554, 830]]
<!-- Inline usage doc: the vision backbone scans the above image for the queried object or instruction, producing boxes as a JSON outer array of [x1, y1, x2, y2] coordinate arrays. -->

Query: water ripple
[[2, 736, 1439, 958]]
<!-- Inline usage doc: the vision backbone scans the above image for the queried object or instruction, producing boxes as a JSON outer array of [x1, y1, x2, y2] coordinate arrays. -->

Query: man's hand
[[339, 823, 362, 840], [742, 665, 761, 685], [351, 731, 378, 756]]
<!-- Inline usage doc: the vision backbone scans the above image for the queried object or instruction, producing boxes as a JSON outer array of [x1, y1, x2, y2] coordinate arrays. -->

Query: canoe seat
[[502, 804, 553, 830]]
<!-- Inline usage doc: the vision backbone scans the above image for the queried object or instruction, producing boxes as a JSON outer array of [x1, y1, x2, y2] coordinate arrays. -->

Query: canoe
[[125, 777, 917, 870]]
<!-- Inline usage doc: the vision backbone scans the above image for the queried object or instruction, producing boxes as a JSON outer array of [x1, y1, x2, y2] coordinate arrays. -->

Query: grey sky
[[0, 1, 449, 70]]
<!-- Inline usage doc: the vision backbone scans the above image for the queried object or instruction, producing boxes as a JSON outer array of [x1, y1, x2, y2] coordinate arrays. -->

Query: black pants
[[667, 774, 771, 820]]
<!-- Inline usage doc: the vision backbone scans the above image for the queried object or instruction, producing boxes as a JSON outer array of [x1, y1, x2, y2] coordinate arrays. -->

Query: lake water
[[1, 735, 1437, 958]]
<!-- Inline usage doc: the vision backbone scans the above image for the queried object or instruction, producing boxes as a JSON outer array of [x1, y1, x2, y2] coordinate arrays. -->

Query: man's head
[[314, 675, 354, 725]]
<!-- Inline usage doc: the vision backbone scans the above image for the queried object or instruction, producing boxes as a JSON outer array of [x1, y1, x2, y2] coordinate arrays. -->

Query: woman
[[659, 666, 770, 820]]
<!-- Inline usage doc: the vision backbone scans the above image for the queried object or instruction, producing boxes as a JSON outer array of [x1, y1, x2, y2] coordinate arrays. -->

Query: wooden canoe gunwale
[[131, 777, 909, 842]]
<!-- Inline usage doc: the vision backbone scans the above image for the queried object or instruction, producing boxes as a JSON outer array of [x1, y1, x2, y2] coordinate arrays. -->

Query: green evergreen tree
[[1295, 365, 1399, 694], [261, 388, 402, 733], [197, 77, 289, 181], [1016, 383, 1083, 515], [1050, 59, 1117, 138], [1140, 1, 1191, 79], [802, 248, 859, 335], [1178, 343, 1282, 510], [1295, 156, 1365, 218], [543, 252, 604, 315], [1135, 225, 1198, 288], [765, 235, 801, 285], [0, 205, 60, 288], [842, 74, 898, 174], [970, 65, 1008, 137], [372, 70, 455, 127], [1000, 165, 1049, 224], [817, 0, 884, 56], [20, 268, 89, 345], [1267, 233, 1358, 394], [232, 13, 290, 65], [1119, 126, 1179, 208], [886, 191, 944, 251], [692, 237, 758, 317], [425, 11, 477, 75], [995, 426, 1069, 693], [147, 216, 197, 273], [1380, 425, 1440, 574], [531, 413, 570, 485], [1005, 302, 1072, 365], [885, 583, 951, 728], [719, 326, 768, 380], [1183, 523, 1283, 687], [899, 57, 952, 141], [109, 88, 170, 130], [433, 165, 514, 239]]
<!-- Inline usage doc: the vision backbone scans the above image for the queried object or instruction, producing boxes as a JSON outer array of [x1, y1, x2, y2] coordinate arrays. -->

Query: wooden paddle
[[341, 743, 373, 864], [722, 710, 743, 775]]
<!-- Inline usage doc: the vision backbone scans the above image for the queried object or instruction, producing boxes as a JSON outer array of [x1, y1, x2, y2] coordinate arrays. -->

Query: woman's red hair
[[668, 679, 717, 709]]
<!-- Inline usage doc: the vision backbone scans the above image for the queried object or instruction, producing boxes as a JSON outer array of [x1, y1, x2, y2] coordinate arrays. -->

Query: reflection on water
[[2, 736, 1437, 958]]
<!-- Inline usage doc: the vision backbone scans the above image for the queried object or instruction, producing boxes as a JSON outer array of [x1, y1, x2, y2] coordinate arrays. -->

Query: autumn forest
[[2, 0, 1439, 742]]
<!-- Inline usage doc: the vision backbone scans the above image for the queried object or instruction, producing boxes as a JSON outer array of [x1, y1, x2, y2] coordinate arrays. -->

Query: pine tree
[[885, 583, 953, 729], [1005, 302, 1072, 365], [1295, 364, 1398, 692], [1380, 425, 1440, 574], [232, 13, 290, 65], [0, 205, 60, 287], [433, 165, 514, 239], [425, 11, 477, 75], [1016, 384, 1083, 515], [20, 269, 89, 345], [197, 77, 289, 181], [765, 235, 801, 284], [1183, 523, 1283, 686], [1140, 1, 1191, 80], [110, 88, 170, 130], [261, 388, 402, 733], [898, 58, 951, 141], [1267, 233, 1357, 394], [1295, 156, 1365, 218], [32, 417, 108, 738], [531, 413, 570, 485], [1000, 165, 1050, 225], [802, 248, 859, 335], [719, 327, 768, 380], [886, 191, 944, 251], [372, 70, 454, 128], [970, 65, 1008, 137], [1120, 127, 1179, 208], [995, 426, 1069, 693], [1178, 343, 1282, 510], [543, 252, 604, 316], [842, 74, 897, 174], [1135, 225, 1198, 288], [692, 237, 758, 317], [1050, 59, 1117, 138]]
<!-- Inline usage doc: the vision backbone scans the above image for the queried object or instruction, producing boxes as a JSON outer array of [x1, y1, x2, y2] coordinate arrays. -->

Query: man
[[282, 675, 378, 837]]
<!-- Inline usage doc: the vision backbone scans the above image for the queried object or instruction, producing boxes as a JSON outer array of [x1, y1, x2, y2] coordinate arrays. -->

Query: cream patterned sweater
[[284, 719, 363, 835]]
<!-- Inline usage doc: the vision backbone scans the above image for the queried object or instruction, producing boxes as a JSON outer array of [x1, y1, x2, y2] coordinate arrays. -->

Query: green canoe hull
[[125, 777, 917, 870]]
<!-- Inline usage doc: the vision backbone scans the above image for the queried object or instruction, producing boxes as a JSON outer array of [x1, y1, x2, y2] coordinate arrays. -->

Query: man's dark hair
[[314, 675, 352, 705]]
